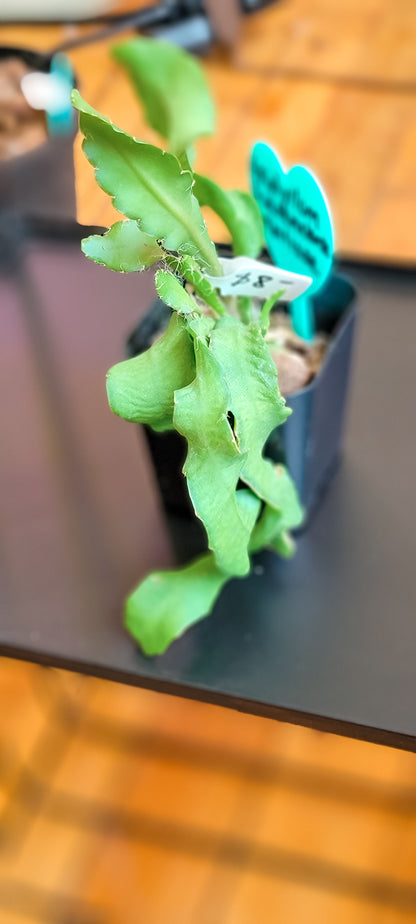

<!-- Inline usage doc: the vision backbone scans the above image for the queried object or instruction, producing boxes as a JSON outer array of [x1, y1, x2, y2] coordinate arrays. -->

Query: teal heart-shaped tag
[[251, 142, 334, 339]]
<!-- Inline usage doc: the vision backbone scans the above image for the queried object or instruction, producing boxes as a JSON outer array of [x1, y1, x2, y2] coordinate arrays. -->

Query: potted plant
[[71, 38, 356, 656], [110, 37, 356, 516], [0, 47, 76, 222]]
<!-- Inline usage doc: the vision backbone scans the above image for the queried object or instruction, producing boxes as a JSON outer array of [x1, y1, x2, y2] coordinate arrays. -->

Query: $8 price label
[[205, 257, 312, 302]]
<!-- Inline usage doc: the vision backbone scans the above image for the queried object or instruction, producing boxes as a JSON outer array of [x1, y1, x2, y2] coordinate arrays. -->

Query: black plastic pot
[[127, 272, 357, 530], [0, 47, 77, 222], [266, 274, 357, 517]]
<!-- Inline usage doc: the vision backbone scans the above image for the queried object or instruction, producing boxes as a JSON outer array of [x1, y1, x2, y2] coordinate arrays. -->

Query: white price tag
[[205, 257, 312, 301]]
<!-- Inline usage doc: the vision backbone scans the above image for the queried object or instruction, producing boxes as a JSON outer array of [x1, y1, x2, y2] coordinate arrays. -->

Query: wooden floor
[[1, 1, 416, 921], [2, 657, 416, 923]]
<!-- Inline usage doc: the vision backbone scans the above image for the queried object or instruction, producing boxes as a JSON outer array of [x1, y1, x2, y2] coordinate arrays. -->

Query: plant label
[[251, 142, 334, 339], [205, 256, 312, 301]]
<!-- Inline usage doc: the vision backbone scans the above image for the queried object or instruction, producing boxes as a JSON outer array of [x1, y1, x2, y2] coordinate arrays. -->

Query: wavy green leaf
[[271, 530, 296, 558], [155, 270, 217, 337], [71, 90, 220, 274], [155, 269, 198, 314], [210, 317, 292, 510], [82, 220, 162, 272], [236, 487, 262, 534], [124, 485, 299, 657], [193, 174, 264, 257], [186, 313, 216, 341], [106, 313, 195, 431], [125, 552, 230, 656], [249, 466, 303, 553], [112, 38, 215, 155], [174, 339, 252, 576], [125, 488, 262, 657]]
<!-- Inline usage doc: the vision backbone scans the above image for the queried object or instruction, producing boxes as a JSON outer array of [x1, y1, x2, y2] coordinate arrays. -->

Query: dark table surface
[[1, 225, 415, 751]]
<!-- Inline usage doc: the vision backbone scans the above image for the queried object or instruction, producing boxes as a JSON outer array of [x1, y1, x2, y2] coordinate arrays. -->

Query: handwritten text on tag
[[251, 143, 333, 296], [205, 257, 312, 301]]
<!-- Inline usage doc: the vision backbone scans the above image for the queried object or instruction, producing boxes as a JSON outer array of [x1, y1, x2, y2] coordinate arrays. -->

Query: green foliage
[[125, 553, 229, 656], [249, 468, 303, 552], [175, 256, 226, 316], [193, 174, 264, 258], [210, 318, 291, 509], [72, 39, 304, 657], [71, 90, 220, 274], [106, 313, 195, 431], [82, 220, 162, 272], [112, 38, 215, 155], [271, 530, 296, 558], [125, 488, 262, 657], [174, 338, 251, 577], [155, 269, 198, 314], [260, 289, 285, 331]]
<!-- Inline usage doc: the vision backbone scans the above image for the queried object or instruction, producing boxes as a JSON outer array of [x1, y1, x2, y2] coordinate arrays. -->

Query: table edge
[[2, 643, 415, 754]]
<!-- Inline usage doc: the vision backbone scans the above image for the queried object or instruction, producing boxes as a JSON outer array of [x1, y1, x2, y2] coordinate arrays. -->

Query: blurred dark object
[[201, 0, 241, 45], [0, 55, 47, 161], [0, 209, 26, 270], [147, 0, 277, 48], [1, 1, 280, 54], [0, 48, 76, 223]]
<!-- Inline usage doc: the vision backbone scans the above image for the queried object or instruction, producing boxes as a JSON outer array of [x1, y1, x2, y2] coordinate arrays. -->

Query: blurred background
[[1, 1, 416, 921]]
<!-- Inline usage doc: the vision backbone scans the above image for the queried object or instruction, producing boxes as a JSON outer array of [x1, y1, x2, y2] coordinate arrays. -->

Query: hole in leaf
[[227, 411, 235, 432]]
